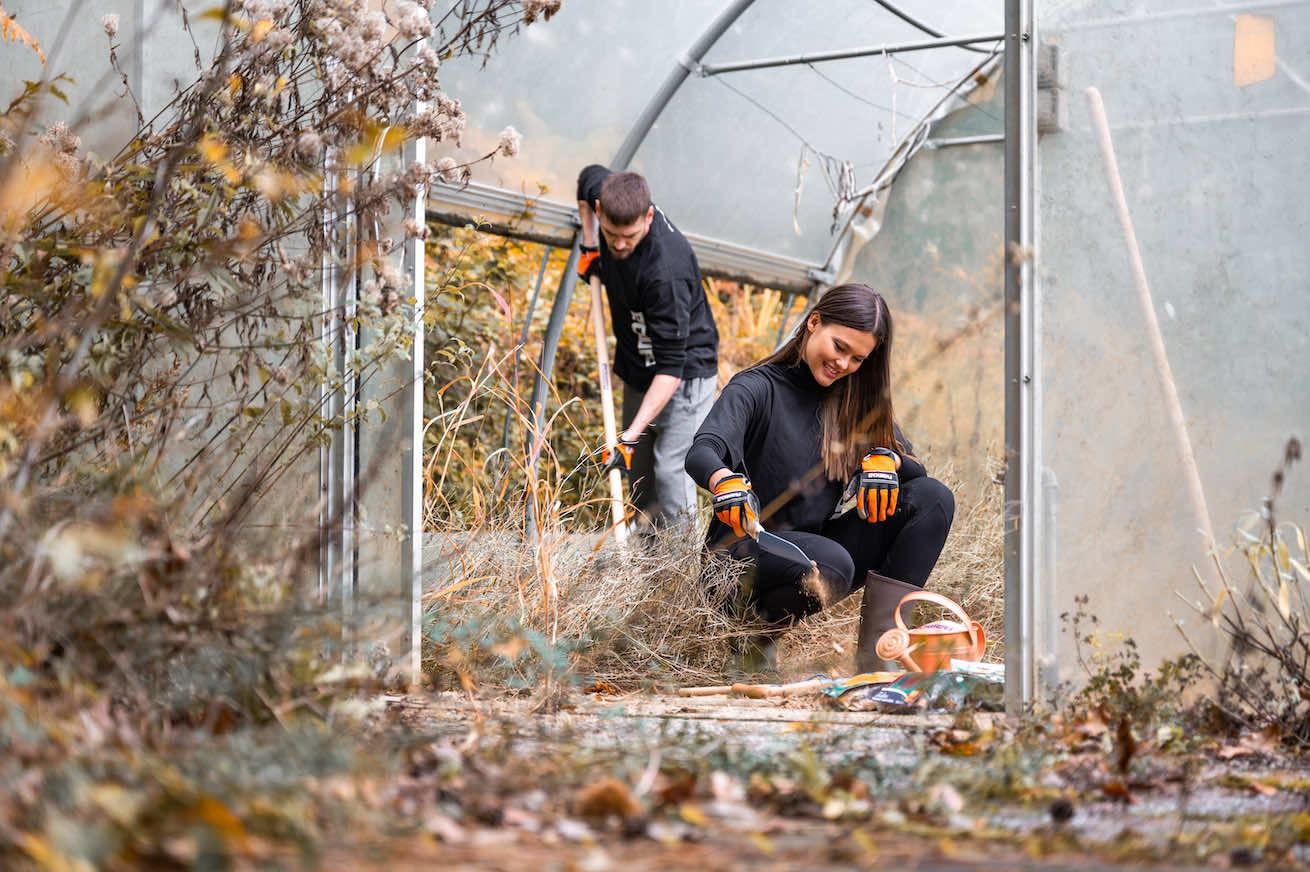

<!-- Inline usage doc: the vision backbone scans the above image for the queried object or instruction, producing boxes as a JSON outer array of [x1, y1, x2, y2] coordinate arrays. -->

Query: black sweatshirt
[[685, 360, 925, 539], [577, 165, 719, 391]]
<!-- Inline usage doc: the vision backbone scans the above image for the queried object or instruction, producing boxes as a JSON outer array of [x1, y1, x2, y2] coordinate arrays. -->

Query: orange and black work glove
[[601, 435, 639, 476], [577, 245, 601, 282], [856, 448, 899, 523], [712, 473, 760, 539]]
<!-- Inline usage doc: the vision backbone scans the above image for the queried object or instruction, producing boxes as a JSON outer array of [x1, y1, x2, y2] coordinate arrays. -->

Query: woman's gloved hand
[[712, 473, 760, 538], [856, 448, 899, 523]]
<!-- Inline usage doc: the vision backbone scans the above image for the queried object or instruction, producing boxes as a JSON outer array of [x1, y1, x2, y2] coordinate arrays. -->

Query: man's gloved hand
[[856, 448, 899, 523], [601, 435, 639, 476], [712, 473, 761, 539], [577, 244, 601, 282]]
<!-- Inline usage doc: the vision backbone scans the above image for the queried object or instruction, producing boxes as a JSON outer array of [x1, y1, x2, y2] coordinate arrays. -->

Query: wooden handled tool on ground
[[588, 274, 628, 541], [677, 675, 837, 698]]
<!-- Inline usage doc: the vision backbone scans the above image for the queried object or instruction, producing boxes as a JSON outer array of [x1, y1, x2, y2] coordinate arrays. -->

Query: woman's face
[[801, 314, 877, 387]]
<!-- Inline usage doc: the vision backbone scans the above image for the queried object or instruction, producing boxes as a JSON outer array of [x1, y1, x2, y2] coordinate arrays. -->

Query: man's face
[[597, 204, 654, 259]]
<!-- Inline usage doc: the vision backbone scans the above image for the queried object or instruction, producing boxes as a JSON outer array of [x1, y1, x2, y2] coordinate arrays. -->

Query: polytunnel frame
[[415, 0, 1041, 708]]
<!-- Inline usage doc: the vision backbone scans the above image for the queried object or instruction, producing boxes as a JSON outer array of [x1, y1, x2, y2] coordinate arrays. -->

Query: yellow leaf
[[197, 134, 228, 164], [191, 796, 247, 843], [1278, 578, 1291, 620], [0, 153, 62, 231], [0, 8, 46, 65], [20, 832, 96, 872], [251, 18, 273, 42], [851, 828, 878, 860], [749, 832, 775, 855], [1208, 588, 1227, 628], [66, 385, 98, 428], [678, 803, 707, 826], [489, 636, 527, 659]]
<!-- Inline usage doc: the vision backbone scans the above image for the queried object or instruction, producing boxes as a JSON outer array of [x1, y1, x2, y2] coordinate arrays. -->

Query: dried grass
[[423, 452, 1004, 688]]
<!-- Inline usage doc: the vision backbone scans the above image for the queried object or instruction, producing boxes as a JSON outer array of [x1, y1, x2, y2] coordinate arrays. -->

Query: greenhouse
[[2, 0, 1306, 697], [423, 0, 1310, 704], [3, 0, 1310, 863]]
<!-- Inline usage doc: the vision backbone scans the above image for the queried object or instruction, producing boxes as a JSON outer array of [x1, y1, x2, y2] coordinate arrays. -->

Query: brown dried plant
[[0, 0, 552, 726], [1178, 437, 1310, 745]]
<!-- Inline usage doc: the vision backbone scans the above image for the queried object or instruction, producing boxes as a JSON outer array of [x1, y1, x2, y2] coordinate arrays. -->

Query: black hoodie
[[577, 164, 719, 391], [685, 360, 925, 541]]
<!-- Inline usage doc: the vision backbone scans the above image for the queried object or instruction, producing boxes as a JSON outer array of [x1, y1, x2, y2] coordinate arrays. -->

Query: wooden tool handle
[[676, 685, 734, 697], [588, 275, 627, 541]]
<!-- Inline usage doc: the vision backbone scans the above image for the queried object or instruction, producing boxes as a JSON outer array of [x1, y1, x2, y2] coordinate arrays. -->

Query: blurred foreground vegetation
[[0, 0, 1308, 867]]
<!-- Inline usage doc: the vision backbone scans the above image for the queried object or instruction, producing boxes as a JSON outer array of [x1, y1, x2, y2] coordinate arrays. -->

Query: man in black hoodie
[[576, 165, 720, 529]]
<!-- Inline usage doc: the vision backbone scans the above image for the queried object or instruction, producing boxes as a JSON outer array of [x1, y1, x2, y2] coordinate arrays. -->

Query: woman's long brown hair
[[759, 283, 900, 482]]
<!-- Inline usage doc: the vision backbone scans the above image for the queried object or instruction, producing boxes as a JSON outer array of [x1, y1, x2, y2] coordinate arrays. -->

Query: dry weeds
[[423, 451, 1004, 689]]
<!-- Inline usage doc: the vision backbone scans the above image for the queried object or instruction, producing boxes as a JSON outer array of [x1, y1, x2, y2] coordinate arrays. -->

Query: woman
[[684, 283, 954, 672]]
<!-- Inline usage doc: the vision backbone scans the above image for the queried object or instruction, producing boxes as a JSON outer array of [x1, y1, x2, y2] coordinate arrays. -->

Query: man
[[576, 164, 719, 529]]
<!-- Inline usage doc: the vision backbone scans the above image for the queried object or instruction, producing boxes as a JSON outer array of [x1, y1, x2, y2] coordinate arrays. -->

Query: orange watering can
[[874, 591, 986, 673]]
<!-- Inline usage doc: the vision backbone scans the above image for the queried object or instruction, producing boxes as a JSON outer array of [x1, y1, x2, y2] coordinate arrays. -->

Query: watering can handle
[[893, 591, 984, 661]]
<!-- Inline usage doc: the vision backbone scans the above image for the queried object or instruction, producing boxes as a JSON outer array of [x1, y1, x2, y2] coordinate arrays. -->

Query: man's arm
[[576, 164, 610, 248], [577, 197, 599, 247], [621, 372, 680, 442]]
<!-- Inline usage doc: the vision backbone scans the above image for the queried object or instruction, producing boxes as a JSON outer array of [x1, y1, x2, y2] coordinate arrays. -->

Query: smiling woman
[[684, 283, 955, 674]]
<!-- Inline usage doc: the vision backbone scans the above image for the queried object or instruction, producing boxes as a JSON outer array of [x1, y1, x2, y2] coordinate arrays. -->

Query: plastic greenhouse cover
[[1035, 0, 1310, 673], [431, 0, 1002, 269]]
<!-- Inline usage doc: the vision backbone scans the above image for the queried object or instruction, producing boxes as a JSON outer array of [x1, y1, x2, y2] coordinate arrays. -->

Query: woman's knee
[[813, 547, 856, 602], [906, 476, 955, 530]]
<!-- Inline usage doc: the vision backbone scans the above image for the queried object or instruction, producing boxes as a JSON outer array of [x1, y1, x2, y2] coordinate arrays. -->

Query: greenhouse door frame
[[1004, 0, 1040, 711]]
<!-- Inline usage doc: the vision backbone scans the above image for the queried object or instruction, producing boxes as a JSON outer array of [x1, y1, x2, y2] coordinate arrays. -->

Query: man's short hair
[[598, 172, 651, 226]]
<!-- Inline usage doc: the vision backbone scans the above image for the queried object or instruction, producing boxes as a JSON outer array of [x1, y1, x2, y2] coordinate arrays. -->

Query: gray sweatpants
[[621, 375, 717, 528]]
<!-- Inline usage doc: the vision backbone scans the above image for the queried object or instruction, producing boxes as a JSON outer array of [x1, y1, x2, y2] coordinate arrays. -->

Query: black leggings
[[717, 475, 955, 626]]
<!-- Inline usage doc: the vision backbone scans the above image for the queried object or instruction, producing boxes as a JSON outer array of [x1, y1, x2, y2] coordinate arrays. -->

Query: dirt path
[[361, 689, 1310, 870]]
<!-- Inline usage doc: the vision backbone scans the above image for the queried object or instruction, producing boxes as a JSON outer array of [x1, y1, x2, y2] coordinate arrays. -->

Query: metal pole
[[700, 32, 1006, 77], [611, 0, 758, 169], [524, 241, 580, 538], [925, 133, 1006, 149], [502, 247, 553, 463], [774, 292, 796, 348], [1003, 0, 1037, 712], [400, 130, 426, 687]]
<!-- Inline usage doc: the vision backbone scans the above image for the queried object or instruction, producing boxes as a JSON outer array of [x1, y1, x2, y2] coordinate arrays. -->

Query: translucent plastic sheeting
[[2, 0, 218, 155], [433, 0, 1001, 268], [1037, 0, 1310, 676]]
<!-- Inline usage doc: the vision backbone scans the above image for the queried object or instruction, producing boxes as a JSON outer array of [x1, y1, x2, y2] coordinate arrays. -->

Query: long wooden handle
[[731, 677, 832, 699], [676, 685, 734, 697], [1085, 86, 1214, 548], [588, 275, 627, 540]]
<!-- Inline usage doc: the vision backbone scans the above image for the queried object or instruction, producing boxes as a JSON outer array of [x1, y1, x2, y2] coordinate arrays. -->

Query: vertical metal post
[[525, 241, 581, 539], [503, 247, 553, 460], [319, 154, 357, 619], [1004, 0, 1038, 711], [775, 292, 796, 348], [400, 132, 426, 685]]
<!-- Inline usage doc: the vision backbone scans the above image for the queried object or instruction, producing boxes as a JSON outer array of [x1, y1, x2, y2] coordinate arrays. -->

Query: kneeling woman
[[684, 283, 954, 672]]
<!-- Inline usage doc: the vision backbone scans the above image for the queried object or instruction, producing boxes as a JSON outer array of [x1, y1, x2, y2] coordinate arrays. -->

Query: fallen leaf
[[1247, 779, 1279, 797], [678, 803, 707, 826], [575, 777, 640, 821], [1101, 780, 1137, 804]]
